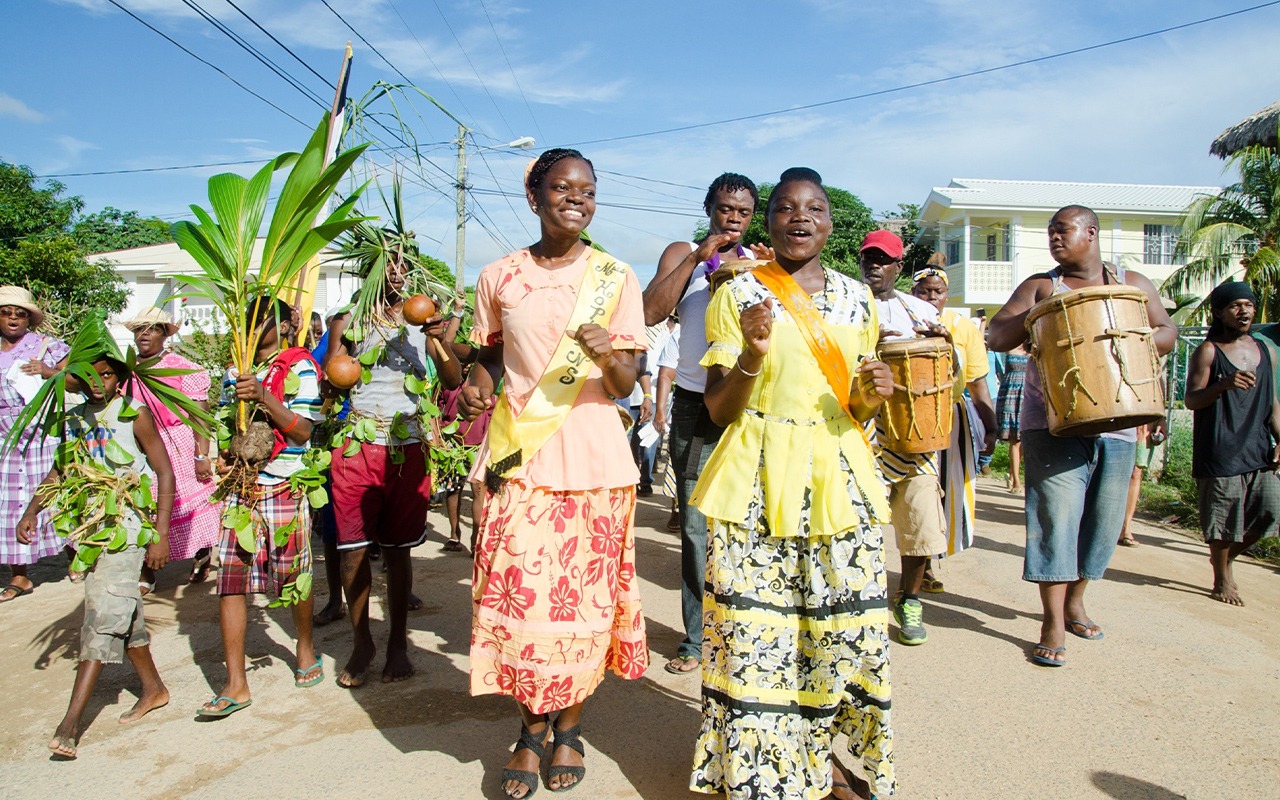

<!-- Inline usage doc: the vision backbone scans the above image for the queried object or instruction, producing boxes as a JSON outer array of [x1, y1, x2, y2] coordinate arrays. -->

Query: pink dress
[[133, 351, 222, 560], [468, 248, 650, 713]]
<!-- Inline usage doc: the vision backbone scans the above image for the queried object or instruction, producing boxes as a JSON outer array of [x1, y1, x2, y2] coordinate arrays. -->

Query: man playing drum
[[988, 205, 1176, 667], [859, 230, 954, 646]]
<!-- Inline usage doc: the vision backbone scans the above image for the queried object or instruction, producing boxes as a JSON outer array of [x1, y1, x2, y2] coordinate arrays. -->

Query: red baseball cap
[[860, 229, 904, 260]]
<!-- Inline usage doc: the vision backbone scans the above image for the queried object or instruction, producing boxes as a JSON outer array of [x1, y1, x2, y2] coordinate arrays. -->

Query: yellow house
[[917, 178, 1221, 313]]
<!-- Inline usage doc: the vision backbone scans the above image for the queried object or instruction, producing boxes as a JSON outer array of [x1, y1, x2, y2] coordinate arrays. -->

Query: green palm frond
[[167, 113, 372, 431], [1, 311, 215, 457], [1165, 134, 1280, 322]]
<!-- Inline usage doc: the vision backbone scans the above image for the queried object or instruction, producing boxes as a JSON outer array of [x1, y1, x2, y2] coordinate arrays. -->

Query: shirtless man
[[642, 173, 767, 674], [1183, 281, 1280, 606], [988, 205, 1176, 667]]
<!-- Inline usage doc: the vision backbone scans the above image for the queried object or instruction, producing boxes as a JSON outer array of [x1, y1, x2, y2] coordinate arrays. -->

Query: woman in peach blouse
[[460, 149, 648, 798]]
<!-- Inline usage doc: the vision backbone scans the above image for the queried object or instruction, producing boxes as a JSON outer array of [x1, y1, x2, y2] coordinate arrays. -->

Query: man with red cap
[[859, 229, 954, 646]]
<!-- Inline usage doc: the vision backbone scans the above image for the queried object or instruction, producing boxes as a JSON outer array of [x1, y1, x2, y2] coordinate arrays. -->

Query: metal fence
[[1165, 326, 1208, 405]]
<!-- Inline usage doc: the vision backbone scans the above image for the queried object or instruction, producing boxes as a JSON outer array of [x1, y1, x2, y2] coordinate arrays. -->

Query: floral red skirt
[[470, 480, 648, 714]]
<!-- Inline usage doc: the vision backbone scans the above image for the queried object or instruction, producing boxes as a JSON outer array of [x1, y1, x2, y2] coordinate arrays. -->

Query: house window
[[946, 239, 962, 267], [969, 223, 1011, 262], [1143, 224, 1184, 265]]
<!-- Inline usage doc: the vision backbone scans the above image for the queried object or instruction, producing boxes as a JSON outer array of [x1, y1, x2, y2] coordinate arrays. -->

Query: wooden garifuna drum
[[1025, 284, 1165, 437], [708, 259, 771, 292], [876, 337, 955, 454]]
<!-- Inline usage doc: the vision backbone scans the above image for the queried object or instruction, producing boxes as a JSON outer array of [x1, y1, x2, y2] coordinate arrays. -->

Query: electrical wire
[[427, 0, 513, 139], [552, 0, 1280, 148], [103, 0, 308, 127], [477, 0, 545, 143], [220, 0, 337, 90]]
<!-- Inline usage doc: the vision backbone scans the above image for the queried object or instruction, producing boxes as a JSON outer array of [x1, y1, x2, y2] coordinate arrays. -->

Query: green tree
[[0, 238, 128, 340], [0, 161, 82, 247], [72, 206, 172, 253], [883, 203, 932, 278], [1163, 128, 1280, 321]]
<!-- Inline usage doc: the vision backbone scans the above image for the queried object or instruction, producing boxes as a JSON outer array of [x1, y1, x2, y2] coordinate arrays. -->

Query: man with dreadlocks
[[641, 172, 768, 675]]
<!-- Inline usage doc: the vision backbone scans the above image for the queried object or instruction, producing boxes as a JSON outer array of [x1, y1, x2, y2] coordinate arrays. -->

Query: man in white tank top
[[642, 173, 766, 674], [988, 205, 1176, 668]]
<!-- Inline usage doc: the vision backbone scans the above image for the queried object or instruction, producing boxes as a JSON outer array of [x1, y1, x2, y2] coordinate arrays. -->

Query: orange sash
[[752, 262, 859, 426]]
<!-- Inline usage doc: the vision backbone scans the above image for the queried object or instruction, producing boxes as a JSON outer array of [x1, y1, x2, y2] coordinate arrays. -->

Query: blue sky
[[4, 0, 1280, 283]]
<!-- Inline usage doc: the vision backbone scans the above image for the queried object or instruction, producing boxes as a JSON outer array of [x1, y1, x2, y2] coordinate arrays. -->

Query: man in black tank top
[[1184, 281, 1280, 607]]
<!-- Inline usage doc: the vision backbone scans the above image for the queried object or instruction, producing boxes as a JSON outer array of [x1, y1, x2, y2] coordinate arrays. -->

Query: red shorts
[[330, 442, 432, 551]]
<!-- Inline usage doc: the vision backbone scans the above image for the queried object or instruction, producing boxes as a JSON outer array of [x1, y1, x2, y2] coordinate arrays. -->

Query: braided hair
[[767, 166, 829, 213], [525, 148, 595, 194], [703, 172, 759, 215]]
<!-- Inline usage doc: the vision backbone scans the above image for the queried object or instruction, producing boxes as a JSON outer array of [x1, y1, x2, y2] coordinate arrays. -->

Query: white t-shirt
[[675, 241, 751, 392], [658, 324, 681, 370], [875, 291, 940, 341]]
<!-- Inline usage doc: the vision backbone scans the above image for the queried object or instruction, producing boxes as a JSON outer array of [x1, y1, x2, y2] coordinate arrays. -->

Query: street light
[[455, 126, 536, 292]]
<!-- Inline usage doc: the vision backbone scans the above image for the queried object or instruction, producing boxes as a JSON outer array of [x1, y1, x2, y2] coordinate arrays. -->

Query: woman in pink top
[[125, 309, 221, 586], [460, 149, 648, 798]]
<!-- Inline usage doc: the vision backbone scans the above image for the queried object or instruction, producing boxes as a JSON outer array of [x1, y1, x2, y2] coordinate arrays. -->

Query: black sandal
[[548, 722, 586, 792], [501, 715, 549, 798]]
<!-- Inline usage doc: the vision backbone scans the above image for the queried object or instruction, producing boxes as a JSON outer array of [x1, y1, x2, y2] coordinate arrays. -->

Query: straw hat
[[124, 307, 179, 336], [0, 286, 44, 327]]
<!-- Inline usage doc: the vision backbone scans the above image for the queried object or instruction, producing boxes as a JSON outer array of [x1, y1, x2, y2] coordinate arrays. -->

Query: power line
[[477, 0, 545, 144], [178, 0, 329, 109], [428, 0, 513, 139], [103, 0, 308, 127], [220, 0, 336, 90], [319, 0, 417, 90], [41, 159, 270, 178], [555, 0, 1280, 148], [383, 0, 478, 127], [596, 170, 703, 192]]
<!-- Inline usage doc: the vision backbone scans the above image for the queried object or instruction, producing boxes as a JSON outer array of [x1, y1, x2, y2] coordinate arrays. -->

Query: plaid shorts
[[216, 481, 312, 597]]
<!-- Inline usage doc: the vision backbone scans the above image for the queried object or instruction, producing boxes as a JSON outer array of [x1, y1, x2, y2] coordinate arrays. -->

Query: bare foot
[[1211, 582, 1245, 606], [48, 731, 77, 759], [119, 688, 170, 723], [503, 720, 550, 798], [406, 593, 424, 612], [382, 646, 415, 683], [338, 640, 376, 689]]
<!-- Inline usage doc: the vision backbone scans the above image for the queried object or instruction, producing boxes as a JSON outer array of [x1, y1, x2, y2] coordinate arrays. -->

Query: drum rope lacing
[[1103, 297, 1163, 403], [884, 347, 954, 443]]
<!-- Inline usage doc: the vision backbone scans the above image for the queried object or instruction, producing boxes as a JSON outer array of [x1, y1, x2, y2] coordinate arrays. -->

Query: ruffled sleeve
[[700, 284, 745, 370]]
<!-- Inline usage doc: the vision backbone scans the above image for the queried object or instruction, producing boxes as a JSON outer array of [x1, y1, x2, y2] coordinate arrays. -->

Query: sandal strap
[[500, 768, 540, 797], [552, 724, 584, 756], [514, 716, 550, 757]]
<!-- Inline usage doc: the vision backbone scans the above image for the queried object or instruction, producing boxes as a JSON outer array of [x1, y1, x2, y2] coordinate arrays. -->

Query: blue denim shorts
[[1022, 429, 1136, 582]]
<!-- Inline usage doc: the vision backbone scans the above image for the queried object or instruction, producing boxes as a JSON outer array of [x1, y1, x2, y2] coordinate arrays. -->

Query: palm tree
[[1163, 123, 1280, 321]]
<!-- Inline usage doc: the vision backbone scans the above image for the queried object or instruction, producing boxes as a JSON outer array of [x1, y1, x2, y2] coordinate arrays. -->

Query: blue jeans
[[669, 392, 724, 659], [629, 405, 656, 490], [1022, 429, 1136, 582]]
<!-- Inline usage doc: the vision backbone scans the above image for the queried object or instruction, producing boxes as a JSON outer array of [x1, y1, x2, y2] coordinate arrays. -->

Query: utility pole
[[455, 123, 468, 294]]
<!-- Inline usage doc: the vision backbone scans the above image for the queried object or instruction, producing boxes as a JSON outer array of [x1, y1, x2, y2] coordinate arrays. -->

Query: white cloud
[[0, 93, 48, 122]]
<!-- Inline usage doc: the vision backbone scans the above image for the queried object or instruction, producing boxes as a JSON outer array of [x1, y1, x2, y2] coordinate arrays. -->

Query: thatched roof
[[1210, 99, 1280, 158]]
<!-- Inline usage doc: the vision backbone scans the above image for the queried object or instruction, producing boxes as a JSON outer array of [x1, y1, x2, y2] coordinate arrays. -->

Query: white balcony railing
[[964, 260, 1015, 304]]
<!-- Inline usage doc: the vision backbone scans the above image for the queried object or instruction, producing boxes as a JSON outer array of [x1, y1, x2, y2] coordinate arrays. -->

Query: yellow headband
[[912, 267, 948, 287]]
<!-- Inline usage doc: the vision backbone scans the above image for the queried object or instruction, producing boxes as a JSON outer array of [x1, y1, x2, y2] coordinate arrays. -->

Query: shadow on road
[[1092, 770, 1187, 799]]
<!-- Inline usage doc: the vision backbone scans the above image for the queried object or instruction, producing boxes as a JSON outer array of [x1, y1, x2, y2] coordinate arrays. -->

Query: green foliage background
[[0, 161, 173, 341]]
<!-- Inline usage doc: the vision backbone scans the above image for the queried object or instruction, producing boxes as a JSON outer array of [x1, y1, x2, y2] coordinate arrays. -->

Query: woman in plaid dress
[[0, 287, 70, 602]]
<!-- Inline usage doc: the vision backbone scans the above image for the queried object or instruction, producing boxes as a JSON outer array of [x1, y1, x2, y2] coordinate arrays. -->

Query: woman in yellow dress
[[689, 168, 896, 800]]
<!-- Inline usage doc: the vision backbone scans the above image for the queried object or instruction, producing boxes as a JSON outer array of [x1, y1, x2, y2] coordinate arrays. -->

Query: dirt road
[[1, 479, 1277, 799]]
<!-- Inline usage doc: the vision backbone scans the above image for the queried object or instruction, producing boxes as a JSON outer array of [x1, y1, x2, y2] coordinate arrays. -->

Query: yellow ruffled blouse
[[691, 268, 891, 537]]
